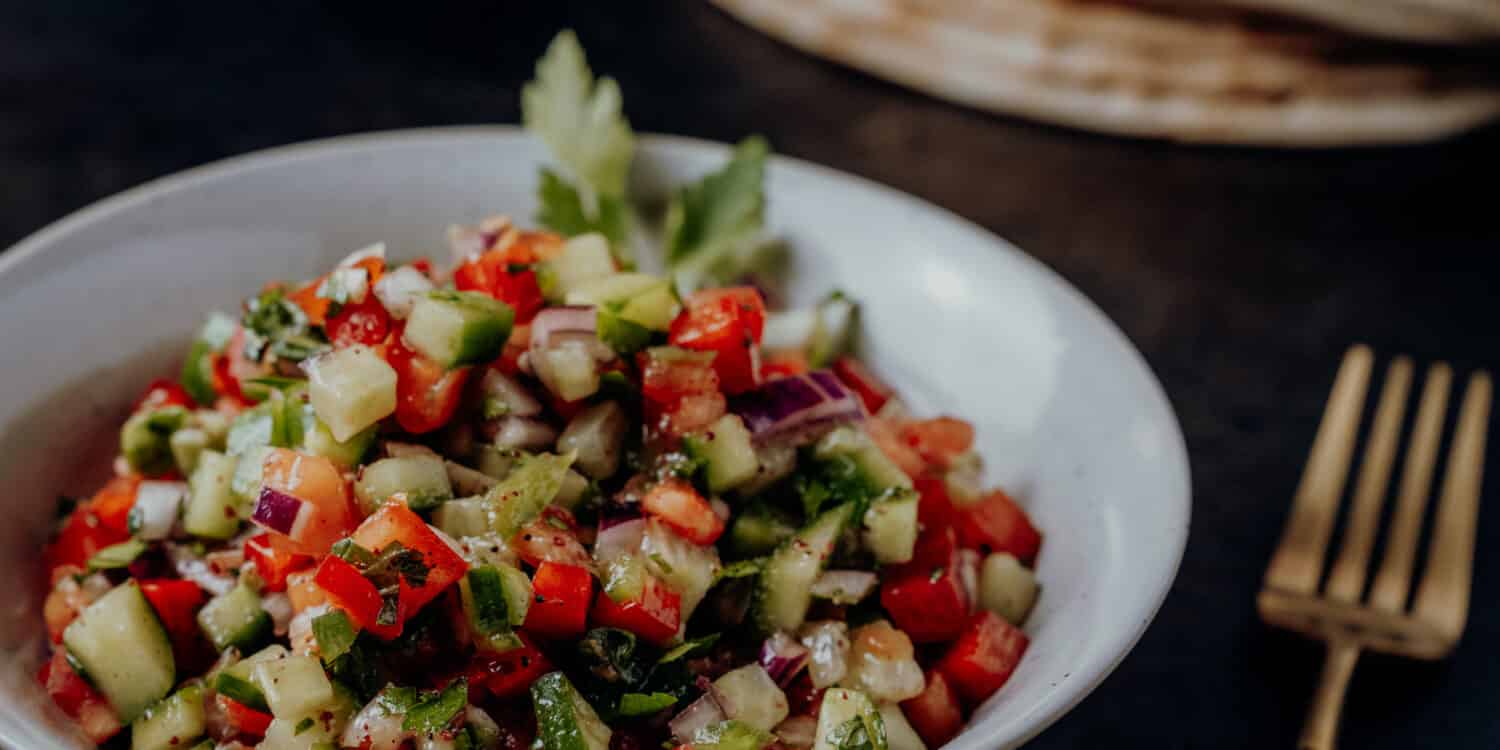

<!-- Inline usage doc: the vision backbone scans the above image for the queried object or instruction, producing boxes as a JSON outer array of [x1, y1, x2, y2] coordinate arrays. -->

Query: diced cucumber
[[531, 672, 613, 750], [460, 565, 526, 652], [183, 450, 241, 540], [754, 503, 854, 634], [978, 552, 1040, 626], [122, 406, 190, 476], [684, 414, 758, 493], [433, 497, 491, 538], [861, 490, 919, 564], [601, 554, 648, 603], [180, 311, 237, 405], [712, 665, 788, 732], [303, 345, 398, 442], [476, 445, 521, 479], [448, 459, 499, 496], [533, 343, 601, 402], [62, 581, 175, 722], [565, 272, 662, 308], [131, 682, 206, 750], [169, 428, 210, 476], [641, 519, 722, 620], [876, 704, 927, 750], [555, 468, 592, 510], [557, 402, 627, 480], [807, 294, 856, 369], [258, 683, 358, 750], [252, 654, 334, 719], [729, 503, 797, 559], [230, 444, 274, 504], [483, 452, 575, 538], [617, 283, 678, 331], [215, 645, 288, 710], [546, 233, 616, 302], [128, 480, 187, 541], [355, 455, 454, 514], [814, 427, 913, 491], [292, 388, 376, 468], [405, 290, 515, 368], [596, 305, 653, 355], [198, 582, 272, 653], [226, 400, 279, 455], [814, 689, 888, 750], [692, 720, 777, 750]]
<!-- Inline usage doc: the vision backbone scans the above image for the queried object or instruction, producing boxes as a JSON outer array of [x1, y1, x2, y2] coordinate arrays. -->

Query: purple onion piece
[[594, 517, 646, 563], [530, 305, 598, 350], [729, 370, 864, 442], [759, 632, 812, 687], [252, 487, 310, 536], [669, 693, 726, 742], [810, 570, 879, 605], [598, 499, 644, 530]]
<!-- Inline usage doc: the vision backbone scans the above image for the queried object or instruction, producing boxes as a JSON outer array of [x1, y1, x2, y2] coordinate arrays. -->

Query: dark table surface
[[5, 1, 1500, 747]]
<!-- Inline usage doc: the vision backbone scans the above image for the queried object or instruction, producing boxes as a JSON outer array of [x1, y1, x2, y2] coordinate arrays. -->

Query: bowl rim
[[0, 125, 1191, 748]]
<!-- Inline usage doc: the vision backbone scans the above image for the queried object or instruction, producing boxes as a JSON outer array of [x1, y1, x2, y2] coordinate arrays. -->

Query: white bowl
[[0, 128, 1189, 749]]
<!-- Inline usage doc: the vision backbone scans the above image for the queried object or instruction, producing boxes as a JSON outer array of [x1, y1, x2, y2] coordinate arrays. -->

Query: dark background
[[4, 1, 1499, 746]]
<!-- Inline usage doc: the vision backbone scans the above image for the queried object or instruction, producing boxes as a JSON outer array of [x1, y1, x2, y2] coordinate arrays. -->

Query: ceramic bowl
[[0, 128, 1190, 748]]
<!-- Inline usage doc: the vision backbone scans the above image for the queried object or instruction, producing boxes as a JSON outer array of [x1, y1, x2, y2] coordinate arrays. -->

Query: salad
[[36, 31, 1043, 750]]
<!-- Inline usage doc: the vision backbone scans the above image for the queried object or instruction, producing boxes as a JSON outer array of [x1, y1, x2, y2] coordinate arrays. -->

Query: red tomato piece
[[40, 649, 122, 743], [880, 527, 970, 643], [912, 477, 956, 532], [46, 507, 130, 574], [760, 351, 809, 380], [784, 673, 825, 717], [900, 417, 975, 471], [244, 533, 314, 592], [133, 379, 196, 413], [590, 576, 681, 646], [286, 569, 329, 613], [259, 448, 357, 556], [288, 279, 331, 326], [313, 555, 400, 640], [512, 514, 592, 570], [326, 297, 391, 348], [88, 476, 142, 537], [936, 611, 1030, 705], [350, 503, 470, 618], [865, 416, 927, 479], [219, 694, 274, 736], [523, 562, 592, 640], [469, 635, 554, 699], [454, 249, 544, 324], [638, 349, 726, 436], [900, 669, 966, 747], [641, 478, 724, 545], [386, 330, 472, 434], [139, 579, 205, 641], [668, 287, 767, 395], [957, 489, 1042, 565], [832, 357, 895, 415]]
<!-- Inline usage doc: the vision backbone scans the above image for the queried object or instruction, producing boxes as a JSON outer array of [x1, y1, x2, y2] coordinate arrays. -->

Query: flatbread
[[710, 0, 1500, 146], [1161, 0, 1500, 44]]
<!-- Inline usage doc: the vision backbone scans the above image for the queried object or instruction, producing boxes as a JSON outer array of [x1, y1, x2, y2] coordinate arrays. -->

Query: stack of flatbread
[[709, 0, 1500, 146]]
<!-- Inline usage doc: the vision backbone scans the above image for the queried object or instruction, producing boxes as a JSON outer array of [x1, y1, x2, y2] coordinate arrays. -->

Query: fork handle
[[1299, 640, 1361, 750]]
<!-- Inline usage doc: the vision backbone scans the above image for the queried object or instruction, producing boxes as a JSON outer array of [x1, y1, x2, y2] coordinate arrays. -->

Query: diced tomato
[[469, 635, 553, 699], [133, 379, 195, 413], [957, 489, 1042, 565], [668, 287, 767, 395], [913, 477, 956, 532], [88, 476, 142, 536], [512, 512, 592, 569], [784, 673, 825, 717], [39, 649, 122, 743], [244, 533, 314, 592], [386, 329, 472, 434], [313, 555, 400, 640], [327, 296, 391, 348], [522, 562, 592, 640], [224, 325, 271, 387], [286, 569, 328, 612], [760, 351, 809, 380], [350, 502, 471, 618], [865, 416, 926, 479], [139, 579, 205, 640], [410, 258, 434, 276], [219, 694, 274, 736], [901, 417, 975, 471], [936, 611, 1030, 705], [641, 478, 724, 545], [454, 249, 545, 324], [259, 448, 357, 555], [288, 279, 331, 326], [639, 348, 726, 436], [832, 357, 895, 415], [901, 669, 966, 747], [880, 527, 970, 643], [46, 507, 129, 573], [590, 576, 681, 646]]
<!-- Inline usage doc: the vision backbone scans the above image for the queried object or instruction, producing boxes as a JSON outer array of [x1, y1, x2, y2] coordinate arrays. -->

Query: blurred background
[[3, 0, 1499, 746]]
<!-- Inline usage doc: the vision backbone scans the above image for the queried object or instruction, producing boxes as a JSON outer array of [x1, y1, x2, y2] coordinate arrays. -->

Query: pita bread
[[1162, 0, 1500, 44], [710, 0, 1500, 146]]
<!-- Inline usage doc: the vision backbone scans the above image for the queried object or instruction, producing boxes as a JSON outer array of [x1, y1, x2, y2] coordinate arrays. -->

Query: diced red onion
[[594, 517, 645, 562], [775, 716, 818, 749], [337, 242, 386, 268], [810, 570, 879, 605], [729, 370, 863, 442], [372, 266, 433, 319], [252, 487, 313, 537], [669, 694, 726, 743], [261, 592, 294, 637], [759, 632, 811, 687], [479, 370, 543, 417], [710, 497, 732, 522], [132, 481, 187, 541], [530, 306, 599, 349], [165, 542, 235, 597], [489, 416, 558, 450], [797, 621, 851, 689], [957, 548, 981, 612]]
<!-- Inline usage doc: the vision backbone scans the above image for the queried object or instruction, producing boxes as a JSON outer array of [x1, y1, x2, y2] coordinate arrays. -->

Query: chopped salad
[[37, 30, 1043, 750]]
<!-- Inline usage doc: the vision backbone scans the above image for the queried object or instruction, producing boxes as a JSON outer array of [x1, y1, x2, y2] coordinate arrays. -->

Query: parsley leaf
[[523, 30, 634, 199], [656, 632, 720, 664], [537, 169, 630, 246], [86, 539, 147, 572], [312, 609, 357, 664], [664, 136, 770, 290]]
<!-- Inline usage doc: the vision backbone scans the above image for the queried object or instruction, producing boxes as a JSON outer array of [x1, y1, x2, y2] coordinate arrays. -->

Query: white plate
[[0, 127, 1189, 749]]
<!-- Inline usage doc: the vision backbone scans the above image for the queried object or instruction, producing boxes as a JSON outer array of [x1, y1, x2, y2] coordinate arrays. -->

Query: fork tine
[[1411, 372, 1492, 639], [1325, 357, 1414, 603], [1265, 345, 1374, 595], [1368, 363, 1453, 612]]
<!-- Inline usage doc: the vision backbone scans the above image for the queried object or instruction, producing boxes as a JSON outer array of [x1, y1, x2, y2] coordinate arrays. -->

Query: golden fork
[[1259, 345, 1492, 750]]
